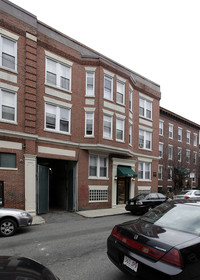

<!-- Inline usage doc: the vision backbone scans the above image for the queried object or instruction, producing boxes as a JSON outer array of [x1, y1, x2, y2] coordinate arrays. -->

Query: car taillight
[[136, 201, 143, 205], [111, 226, 165, 259], [184, 196, 190, 199], [161, 248, 182, 267]]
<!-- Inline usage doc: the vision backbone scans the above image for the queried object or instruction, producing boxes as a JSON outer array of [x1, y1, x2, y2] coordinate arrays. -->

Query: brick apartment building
[[0, 0, 162, 215], [159, 107, 200, 194]]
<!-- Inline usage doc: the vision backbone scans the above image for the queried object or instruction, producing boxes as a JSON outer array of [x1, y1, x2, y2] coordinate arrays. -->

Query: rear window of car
[[141, 202, 200, 235]]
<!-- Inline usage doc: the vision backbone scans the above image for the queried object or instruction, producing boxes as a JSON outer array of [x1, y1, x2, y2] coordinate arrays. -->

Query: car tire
[[0, 219, 17, 237]]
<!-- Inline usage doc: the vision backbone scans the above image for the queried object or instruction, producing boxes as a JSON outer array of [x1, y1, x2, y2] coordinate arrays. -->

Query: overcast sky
[[10, 0, 200, 124]]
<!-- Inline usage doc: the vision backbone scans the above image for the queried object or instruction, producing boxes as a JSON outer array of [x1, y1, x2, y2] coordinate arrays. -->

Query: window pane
[[2, 37, 16, 70], [104, 76, 112, 99], [100, 157, 107, 177], [46, 105, 56, 129], [47, 72, 56, 85], [87, 72, 94, 96], [89, 155, 97, 176], [0, 153, 16, 168], [2, 106, 15, 120], [103, 115, 112, 138], [1, 91, 16, 121], [60, 77, 70, 90], [2, 53, 15, 70], [60, 108, 69, 132]]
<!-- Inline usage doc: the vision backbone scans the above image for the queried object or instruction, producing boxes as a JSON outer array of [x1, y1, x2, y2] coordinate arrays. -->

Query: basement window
[[89, 186, 108, 202]]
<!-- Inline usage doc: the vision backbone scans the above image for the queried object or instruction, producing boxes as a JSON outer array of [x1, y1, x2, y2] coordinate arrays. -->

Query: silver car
[[0, 208, 32, 237]]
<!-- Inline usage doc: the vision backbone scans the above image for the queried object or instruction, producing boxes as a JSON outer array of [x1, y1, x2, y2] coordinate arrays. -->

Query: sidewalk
[[32, 206, 128, 224]]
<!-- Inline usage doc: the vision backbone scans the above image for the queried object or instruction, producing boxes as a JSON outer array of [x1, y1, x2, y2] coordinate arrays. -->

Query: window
[[159, 143, 163, 158], [178, 128, 182, 141], [46, 58, 71, 91], [116, 81, 125, 105], [187, 131, 191, 144], [0, 153, 16, 168], [103, 114, 112, 139], [89, 154, 108, 178], [178, 147, 182, 162], [158, 165, 163, 180], [139, 98, 152, 119], [0, 181, 4, 206], [138, 162, 151, 180], [116, 118, 124, 142], [129, 88, 133, 111], [169, 124, 173, 139], [168, 166, 173, 180], [193, 133, 197, 146], [104, 75, 113, 100], [45, 103, 70, 133], [193, 152, 197, 164], [0, 89, 17, 122], [186, 150, 190, 163], [0, 35, 17, 71], [129, 124, 132, 145], [139, 129, 152, 150], [85, 112, 94, 137], [159, 121, 164, 136], [168, 145, 173, 160], [89, 186, 108, 202], [86, 72, 95, 96]]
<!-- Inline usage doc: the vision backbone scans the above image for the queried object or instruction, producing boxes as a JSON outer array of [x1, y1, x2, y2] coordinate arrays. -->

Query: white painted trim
[[0, 140, 22, 150], [0, 82, 19, 92], [44, 96, 72, 108], [38, 146, 76, 157], [0, 71, 17, 83], [26, 32, 37, 42], [45, 50, 73, 66], [0, 28, 19, 40], [45, 87, 71, 101]]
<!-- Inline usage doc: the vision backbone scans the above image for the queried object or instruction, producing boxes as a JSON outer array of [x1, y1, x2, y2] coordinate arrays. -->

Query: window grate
[[89, 188, 108, 202]]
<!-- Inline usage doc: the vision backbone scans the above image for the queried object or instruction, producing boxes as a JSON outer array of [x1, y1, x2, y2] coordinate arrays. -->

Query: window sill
[[44, 129, 71, 136], [0, 167, 17, 171], [84, 135, 95, 138], [0, 66, 18, 74], [0, 120, 17, 125], [88, 177, 109, 180]]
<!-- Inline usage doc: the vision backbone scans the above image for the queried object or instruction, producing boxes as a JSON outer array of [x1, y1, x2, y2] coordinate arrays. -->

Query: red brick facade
[[1, 0, 198, 215]]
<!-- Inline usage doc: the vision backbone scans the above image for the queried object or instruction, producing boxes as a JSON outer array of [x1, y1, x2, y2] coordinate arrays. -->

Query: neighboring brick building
[[0, 0, 161, 215], [159, 107, 200, 194]]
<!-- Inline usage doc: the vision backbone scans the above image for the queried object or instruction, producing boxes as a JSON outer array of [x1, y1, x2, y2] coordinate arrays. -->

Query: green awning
[[117, 166, 137, 178], [174, 167, 190, 175]]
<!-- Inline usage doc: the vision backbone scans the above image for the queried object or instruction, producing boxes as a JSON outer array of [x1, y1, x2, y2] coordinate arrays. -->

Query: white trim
[[84, 107, 96, 112], [0, 71, 17, 84], [104, 101, 125, 114], [26, 32, 37, 42], [44, 96, 72, 109], [38, 146, 76, 157], [0, 140, 22, 150], [139, 125, 153, 132], [117, 75, 126, 83], [139, 92, 153, 102], [0, 82, 19, 92], [85, 67, 96, 71], [45, 87, 71, 101], [103, 69, 114, 77], [0, 28, 19, 40], [45, 50, 73, 66]]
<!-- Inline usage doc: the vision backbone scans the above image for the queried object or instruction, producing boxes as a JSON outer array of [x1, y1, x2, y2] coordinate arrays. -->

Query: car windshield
[[141, 202, 200, 235]]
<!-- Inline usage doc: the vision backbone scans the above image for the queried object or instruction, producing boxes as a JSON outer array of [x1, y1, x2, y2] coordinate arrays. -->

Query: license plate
[[123, 255, 138, 272]]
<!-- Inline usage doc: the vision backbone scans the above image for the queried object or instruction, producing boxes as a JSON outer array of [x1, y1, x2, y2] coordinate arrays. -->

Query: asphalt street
[[0, 211, 140, 280]]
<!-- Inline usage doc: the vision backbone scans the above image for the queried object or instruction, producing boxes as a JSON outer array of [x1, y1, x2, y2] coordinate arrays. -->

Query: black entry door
[[37, 165, 49, 214], [117, 178, 130, 204]]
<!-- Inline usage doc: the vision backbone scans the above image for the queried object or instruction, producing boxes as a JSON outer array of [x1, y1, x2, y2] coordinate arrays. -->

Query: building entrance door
[[117, 178, 130, 204]]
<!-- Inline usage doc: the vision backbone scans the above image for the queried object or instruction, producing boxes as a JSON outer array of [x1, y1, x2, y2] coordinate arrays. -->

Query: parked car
[[0, 256, 59, 279], [173, 189, 200, 200], [0, 208, 32, 237], [107, 199, 200, 279], [125, 192, 168, 214]]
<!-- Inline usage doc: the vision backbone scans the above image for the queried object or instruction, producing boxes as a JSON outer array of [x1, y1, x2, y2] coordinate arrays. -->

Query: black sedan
[[107, 199, 200, 279], [0, 256, 59, 279], [125, 192, 168, 214]]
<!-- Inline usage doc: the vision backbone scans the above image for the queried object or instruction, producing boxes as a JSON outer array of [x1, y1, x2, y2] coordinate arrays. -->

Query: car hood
[[0, 208, 29, 214], [0, 256, 58, 279], [117, 219, 199, 251]]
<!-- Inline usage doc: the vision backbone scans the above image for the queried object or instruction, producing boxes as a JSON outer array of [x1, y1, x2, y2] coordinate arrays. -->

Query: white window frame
[[178, 147, 182, 162], [168, 145, 173, 160], [168, 166, 173, 181], [139, 129, 152, 150], [159, 120, 164, 136], [178, 127, 182, 142], [129, 87, 133, 111], [186, 150, 190, 163], [138, 161, 151, 181], [139, 97, 152, 120], [186, 131, 191, 144], [169, 124, 173, 139], [85, 111, 94, 137], [104, 75, 113, 101], [45, 103, 71, 134], [89, 154, 108, 179], [129, 123, 132, 146], [45, 57, 72, 92], [158, 165, 163, 180], [116, 118, 125, 142], [103, 114, 113, 140], [193, 133, 197, 146], [0, 34, 17, 72], [159, 143, 163, 158], [116, 80, 125, 105], [86, 71, 95, 96], [0, 88, 17, 123]]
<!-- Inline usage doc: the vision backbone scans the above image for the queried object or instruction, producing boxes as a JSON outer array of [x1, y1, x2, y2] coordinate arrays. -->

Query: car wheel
[[0, 219, 17, 237]]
